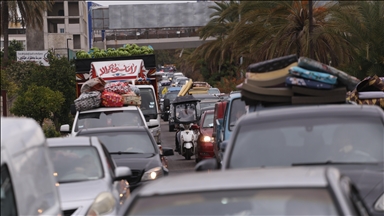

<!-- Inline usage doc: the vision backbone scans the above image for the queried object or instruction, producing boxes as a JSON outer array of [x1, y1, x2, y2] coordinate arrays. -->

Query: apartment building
[[24, 0, 89, 57]]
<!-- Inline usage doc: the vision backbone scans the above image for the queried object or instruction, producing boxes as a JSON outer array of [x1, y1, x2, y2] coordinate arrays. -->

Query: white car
[[61, 106, 147, 137], [47, 136, 131, 215], [1, 117, 62, 216]]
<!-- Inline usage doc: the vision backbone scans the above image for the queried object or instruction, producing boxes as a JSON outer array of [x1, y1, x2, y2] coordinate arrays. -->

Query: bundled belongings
[[347, 75, 384, 110], [101, 91, 124, 107], [239, 54, 361, 105], [74, 91, 102, 111], [104, 82, 131, 94], [80, 77, 106, 93]]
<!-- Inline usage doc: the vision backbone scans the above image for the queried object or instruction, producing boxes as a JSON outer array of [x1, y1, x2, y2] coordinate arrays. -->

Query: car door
[[100, 144, 130, 204]]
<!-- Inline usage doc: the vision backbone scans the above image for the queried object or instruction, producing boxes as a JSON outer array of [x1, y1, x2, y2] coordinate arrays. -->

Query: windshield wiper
[[110, 151, 141, 155], [292, 161, 378, 166]]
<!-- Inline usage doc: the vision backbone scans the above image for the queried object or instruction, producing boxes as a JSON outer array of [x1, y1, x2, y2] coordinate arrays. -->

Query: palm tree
[[332, 1, 384, 78], [224, 0, 356, 68], [0, 1, 53, 65], [180, 1, 240, 75]]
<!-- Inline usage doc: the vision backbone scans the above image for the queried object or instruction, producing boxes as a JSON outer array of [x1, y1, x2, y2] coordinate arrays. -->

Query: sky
[[91, 1, 196, 6]]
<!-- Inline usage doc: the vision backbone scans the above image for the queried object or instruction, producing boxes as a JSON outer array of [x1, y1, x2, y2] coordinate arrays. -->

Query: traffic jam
[[2, 49, 384, 216]]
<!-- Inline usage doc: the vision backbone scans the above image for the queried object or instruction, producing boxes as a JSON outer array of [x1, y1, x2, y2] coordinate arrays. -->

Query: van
[[1, 117, 62, 216]]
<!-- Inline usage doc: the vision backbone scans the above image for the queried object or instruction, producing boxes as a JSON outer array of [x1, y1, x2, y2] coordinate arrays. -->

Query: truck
[[61, 54, 162, 144]]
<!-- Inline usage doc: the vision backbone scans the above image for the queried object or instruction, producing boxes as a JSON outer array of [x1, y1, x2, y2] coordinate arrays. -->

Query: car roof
[[1, 117, 46, 155], [76, 126, 149, 135], [46, 136, 94, 147], [239, 104, 384, 125], [79, 106, 139, 113], [137, 167, 334, 196]]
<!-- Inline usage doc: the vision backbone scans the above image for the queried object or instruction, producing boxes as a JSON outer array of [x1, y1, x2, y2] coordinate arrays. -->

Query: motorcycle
[[172, 95, 200, 160]]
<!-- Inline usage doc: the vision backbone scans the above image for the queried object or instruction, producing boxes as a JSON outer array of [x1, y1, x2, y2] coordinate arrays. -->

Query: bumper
[[197, 142, 215, 159]]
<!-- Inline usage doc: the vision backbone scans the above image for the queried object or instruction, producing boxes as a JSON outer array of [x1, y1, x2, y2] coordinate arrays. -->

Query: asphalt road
[[160, 120, 196, 175]]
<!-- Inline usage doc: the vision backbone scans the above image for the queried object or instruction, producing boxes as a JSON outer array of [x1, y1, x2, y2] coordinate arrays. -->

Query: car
[[1, 117, 62, 216], [196, 104, 384, 216], [47, 137, 132, 216], [195, 109, 215, 163], [61, 106, 148, 137], [76, 126, 174, 192], [117, 166, 369, 216], [161, 91, 179, 121], [208, 87, 221, 95]]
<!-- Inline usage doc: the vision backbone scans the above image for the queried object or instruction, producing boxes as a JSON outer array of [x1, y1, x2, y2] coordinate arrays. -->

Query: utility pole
[[309, 0, 314, 59]]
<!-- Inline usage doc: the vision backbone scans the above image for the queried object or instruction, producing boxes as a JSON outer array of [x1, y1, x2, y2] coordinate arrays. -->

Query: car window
[[139, 88, 157, 116], [1, 164, 18, 216], [229, 117, 384, 169], [228, 99, 247, 131], [80, 132, 156, 154], [76, 110, 145, 131], [203, 113, 214, 128], [127, 188, 338, 216], [49, 146, 104, 183], [165, 93, 178, 102]]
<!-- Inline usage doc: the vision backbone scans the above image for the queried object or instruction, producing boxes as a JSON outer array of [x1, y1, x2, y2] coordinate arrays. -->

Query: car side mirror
[[220, 140, 228, 153], [195, 158, 220, 172], [161, 147, 174, 156], [60, 124, 70, 133], [164, 99, 170, 111], [114, 167, 131, 181]]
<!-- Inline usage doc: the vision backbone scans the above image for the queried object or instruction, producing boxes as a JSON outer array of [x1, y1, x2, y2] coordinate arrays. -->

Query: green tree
[[0, 39, 24, 61], [10, 84, 64, 126], [333, 1, 384, 79], [0, 1, 53, 65]]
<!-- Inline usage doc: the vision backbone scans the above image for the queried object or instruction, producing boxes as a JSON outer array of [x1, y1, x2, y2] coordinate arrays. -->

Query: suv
[[196, 104, 384, 216]]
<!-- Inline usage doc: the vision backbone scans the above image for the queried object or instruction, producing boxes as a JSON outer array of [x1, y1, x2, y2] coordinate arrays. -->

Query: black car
[[196, 104, 384, 216], [76, 126, 174, 191]]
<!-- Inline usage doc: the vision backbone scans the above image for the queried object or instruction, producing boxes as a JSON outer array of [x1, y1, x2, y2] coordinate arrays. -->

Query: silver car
[[47, 137, 131, 216], [117, 166, 368, 215]]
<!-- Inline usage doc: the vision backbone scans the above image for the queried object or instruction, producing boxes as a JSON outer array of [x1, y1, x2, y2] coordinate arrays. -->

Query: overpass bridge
[[90, 2, 217, 50]]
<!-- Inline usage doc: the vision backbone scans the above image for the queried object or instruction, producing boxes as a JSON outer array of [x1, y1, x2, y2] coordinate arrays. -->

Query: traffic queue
[[1, 54, 384, 216]]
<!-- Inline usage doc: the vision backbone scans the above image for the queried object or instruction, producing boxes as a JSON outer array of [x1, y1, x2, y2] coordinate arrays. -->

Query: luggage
[[298, 57, 360, 91], [289, 66, 338, 85], [247, 54, 298, 72], [80, 77, 106, 93], [347, 75, 384, 109], [104, 81, 131, 95], [74, 91, 102, 112], [122, 94, 141, 106], [285, 76, 335, 89], [101, 91, 124, 107]]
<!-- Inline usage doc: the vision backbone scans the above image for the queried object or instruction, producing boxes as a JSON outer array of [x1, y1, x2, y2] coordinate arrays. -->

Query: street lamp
[[66, 38, 72, 61]]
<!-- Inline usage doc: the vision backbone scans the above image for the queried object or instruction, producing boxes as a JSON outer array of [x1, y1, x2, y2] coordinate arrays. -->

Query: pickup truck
[[61, 55, 162, 143]]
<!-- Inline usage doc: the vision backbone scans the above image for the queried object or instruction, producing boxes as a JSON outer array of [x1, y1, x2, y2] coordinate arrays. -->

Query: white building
[[0, 22, 26, 50]]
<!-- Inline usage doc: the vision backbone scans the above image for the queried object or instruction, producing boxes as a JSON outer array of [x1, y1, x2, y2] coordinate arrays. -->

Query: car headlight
[[141, 167, 163, 181], [86, 192, 116, 216], [375, 193, 384, 211], [201, 136, 212, 142]]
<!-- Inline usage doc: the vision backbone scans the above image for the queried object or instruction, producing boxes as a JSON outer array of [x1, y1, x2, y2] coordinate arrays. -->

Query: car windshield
[[208, 88, 220, 95], [127, 188, 338, 216], [175, 103, 197, 122], [139, 88, 157, 117], [229, 116, 384, 169], [49, 146, 103, 183], [76, 110, 145, 132], [203, 113, 214, 128], [229, 99, 247, 131], [79, 132, 156, 154]]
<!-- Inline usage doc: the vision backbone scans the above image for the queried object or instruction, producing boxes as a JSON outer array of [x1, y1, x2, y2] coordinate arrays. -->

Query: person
[[177, 105, 195, 122]]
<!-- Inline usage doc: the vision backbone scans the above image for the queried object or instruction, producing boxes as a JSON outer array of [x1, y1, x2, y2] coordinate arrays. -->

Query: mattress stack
[[239, 55, 361, 105], [347, 75, 384, 110]]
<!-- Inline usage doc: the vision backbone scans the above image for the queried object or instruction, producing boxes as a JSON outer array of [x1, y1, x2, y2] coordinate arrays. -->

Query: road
[[160, 120, 196, 175]]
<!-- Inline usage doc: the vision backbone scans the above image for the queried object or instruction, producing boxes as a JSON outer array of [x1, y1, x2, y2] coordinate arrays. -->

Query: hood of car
[[59, 179, 110, 208], [336, 164, 383, 207], [111, 153, 161, 171]]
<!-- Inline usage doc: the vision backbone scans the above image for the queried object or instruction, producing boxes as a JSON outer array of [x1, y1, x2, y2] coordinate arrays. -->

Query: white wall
[[57, 24, 81, 33]]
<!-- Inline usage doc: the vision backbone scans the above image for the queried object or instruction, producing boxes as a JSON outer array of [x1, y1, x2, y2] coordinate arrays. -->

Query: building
[[25, 0, 89, 58], [0, 21, 26, 50]]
